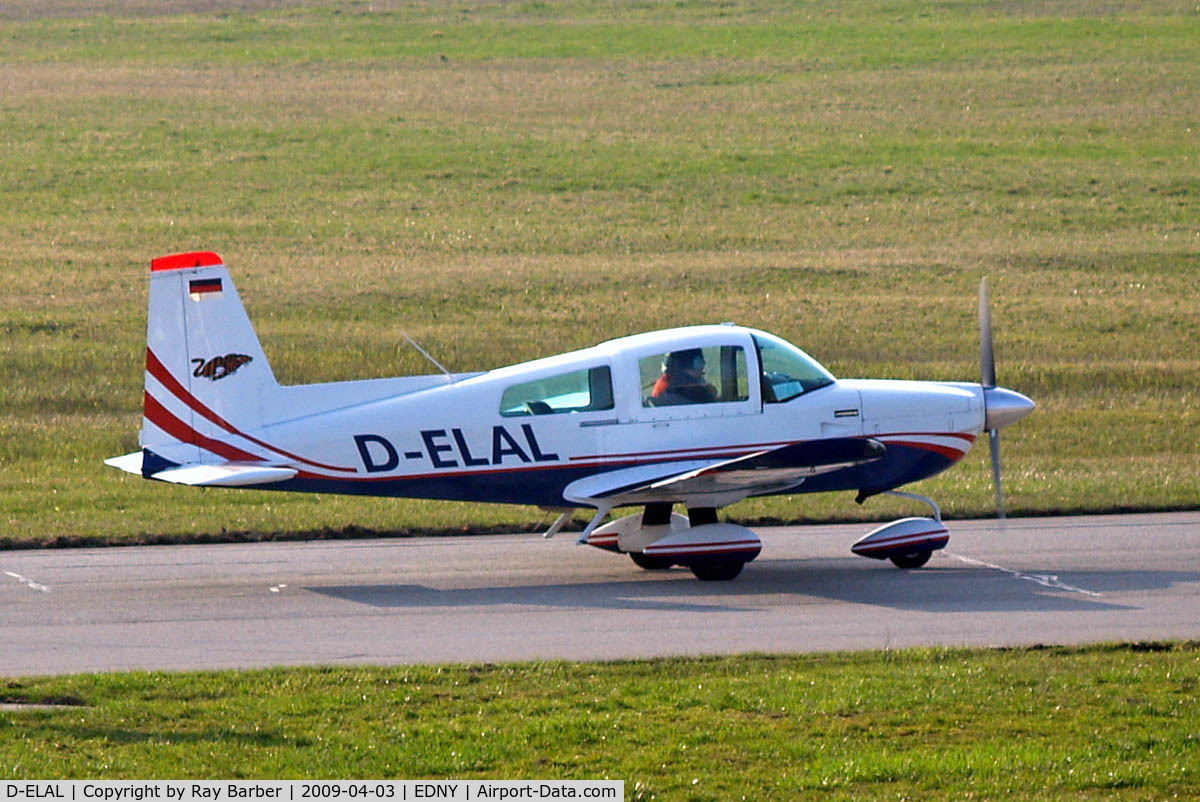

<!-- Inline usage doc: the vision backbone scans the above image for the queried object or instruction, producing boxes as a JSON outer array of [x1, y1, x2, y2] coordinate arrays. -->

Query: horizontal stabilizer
[[104, 451, 147, 476], [150, 464, 298, 487], [104, 451, 296, 487]]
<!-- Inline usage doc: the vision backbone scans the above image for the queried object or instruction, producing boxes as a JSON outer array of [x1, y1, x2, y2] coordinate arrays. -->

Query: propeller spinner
[[978, 277, 1035, 518]]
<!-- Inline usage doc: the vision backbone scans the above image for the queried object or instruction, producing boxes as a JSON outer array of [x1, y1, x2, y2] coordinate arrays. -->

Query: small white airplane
[[108, 251, 1034, 581]]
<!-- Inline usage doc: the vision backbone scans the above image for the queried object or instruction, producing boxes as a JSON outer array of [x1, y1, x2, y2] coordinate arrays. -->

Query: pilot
[[650, 348, 718, 405]]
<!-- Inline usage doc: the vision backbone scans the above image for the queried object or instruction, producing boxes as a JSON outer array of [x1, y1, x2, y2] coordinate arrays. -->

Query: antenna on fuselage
[[401, 331, 453, 381]]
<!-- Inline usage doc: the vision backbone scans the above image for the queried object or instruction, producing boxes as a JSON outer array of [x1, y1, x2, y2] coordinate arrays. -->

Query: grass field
[[2, 1, 1198, 545], [2, 644, 1197, 797], [2, 7, 1198, 795]]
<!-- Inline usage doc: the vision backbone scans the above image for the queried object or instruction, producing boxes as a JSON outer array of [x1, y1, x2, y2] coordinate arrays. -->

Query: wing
[[563, 437, 885, 509]]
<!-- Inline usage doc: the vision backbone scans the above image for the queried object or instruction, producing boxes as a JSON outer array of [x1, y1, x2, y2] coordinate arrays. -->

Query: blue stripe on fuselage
[[785, 442, 957, 498], [255, 441, 957, 507]]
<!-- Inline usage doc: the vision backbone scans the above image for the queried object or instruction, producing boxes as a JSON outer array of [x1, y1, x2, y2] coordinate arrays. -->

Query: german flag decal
[[188, 278, 223, 301]]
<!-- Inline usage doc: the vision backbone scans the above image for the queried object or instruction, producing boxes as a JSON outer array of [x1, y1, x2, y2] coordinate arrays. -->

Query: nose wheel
[[688, 559, 747, 581], [852, 491, 947, 569], [889, 549, 933, 569]]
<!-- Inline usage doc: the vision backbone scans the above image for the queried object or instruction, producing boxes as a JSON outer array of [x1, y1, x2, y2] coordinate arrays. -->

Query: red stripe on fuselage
[[878, 439, 966, 461], [143, 392, 265, 463], [882, 431, 977, 443], [145, 348, 357, 473], [576, 433, 975, 466], [569, 441, 794, 463]]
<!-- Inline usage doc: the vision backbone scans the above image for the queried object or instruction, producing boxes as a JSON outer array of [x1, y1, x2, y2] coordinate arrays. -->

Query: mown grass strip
[[1, 643, 1197, 798]]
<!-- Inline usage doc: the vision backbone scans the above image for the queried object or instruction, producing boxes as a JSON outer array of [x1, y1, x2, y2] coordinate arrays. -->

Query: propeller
[[980, 277, 996, 389], [978, 277, 1035, 519], [979, 278, 1004, 518]]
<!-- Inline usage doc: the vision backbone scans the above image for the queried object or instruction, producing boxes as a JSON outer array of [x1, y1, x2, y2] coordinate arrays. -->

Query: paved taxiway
[[2, 512, 1197, 676]]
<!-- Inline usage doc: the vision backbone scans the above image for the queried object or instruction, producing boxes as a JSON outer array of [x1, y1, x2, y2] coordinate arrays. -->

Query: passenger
[[650, 349, 718, 405]]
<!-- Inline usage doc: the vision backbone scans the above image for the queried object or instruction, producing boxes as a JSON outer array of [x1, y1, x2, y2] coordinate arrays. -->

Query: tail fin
[[139, 251, 279, 465], [108, 250, 444, 484]]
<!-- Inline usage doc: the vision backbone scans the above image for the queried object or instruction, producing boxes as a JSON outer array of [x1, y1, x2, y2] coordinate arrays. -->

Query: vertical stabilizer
[[140, 251, 279, 464]]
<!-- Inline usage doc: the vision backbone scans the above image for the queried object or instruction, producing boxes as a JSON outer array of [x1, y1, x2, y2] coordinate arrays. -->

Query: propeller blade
[[981, 277, 1009, 519], [989, 428, 1006, 519], [979, 277, 996, 388]]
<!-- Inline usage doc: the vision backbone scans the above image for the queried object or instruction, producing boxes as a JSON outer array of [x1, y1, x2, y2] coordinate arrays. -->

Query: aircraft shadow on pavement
[[310, 579, 752, 613], [308, 558, 1193, 614], [743, 560, 1154, 613]]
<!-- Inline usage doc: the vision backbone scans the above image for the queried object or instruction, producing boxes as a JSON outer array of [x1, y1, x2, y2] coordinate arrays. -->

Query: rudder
[[141, 251, 278, 464]]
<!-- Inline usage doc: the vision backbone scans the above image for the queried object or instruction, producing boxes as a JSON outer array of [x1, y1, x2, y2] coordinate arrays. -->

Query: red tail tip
[[151, 251, 224, 272]]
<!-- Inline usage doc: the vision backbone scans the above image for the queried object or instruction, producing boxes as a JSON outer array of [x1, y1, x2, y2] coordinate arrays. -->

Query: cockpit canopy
[[495, 325, 835, 417]]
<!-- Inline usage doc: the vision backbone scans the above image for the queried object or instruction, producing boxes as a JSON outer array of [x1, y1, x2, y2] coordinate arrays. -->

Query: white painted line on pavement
[[4, 571, 50, 593], [945, 553, 1101, 597]]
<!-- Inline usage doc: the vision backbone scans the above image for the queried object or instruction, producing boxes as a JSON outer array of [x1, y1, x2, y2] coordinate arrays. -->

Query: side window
[[640, 346, 749, 407], [500, 366, 614, 417]]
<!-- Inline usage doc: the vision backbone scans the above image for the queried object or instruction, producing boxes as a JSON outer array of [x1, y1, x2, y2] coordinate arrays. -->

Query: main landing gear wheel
[[629, 552, 674, 571], [689, 560, 746, 581], [889, 549, 933, 569]]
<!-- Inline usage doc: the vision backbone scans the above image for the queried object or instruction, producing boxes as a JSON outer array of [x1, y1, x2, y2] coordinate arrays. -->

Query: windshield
[[752, 332, 835, 403]]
